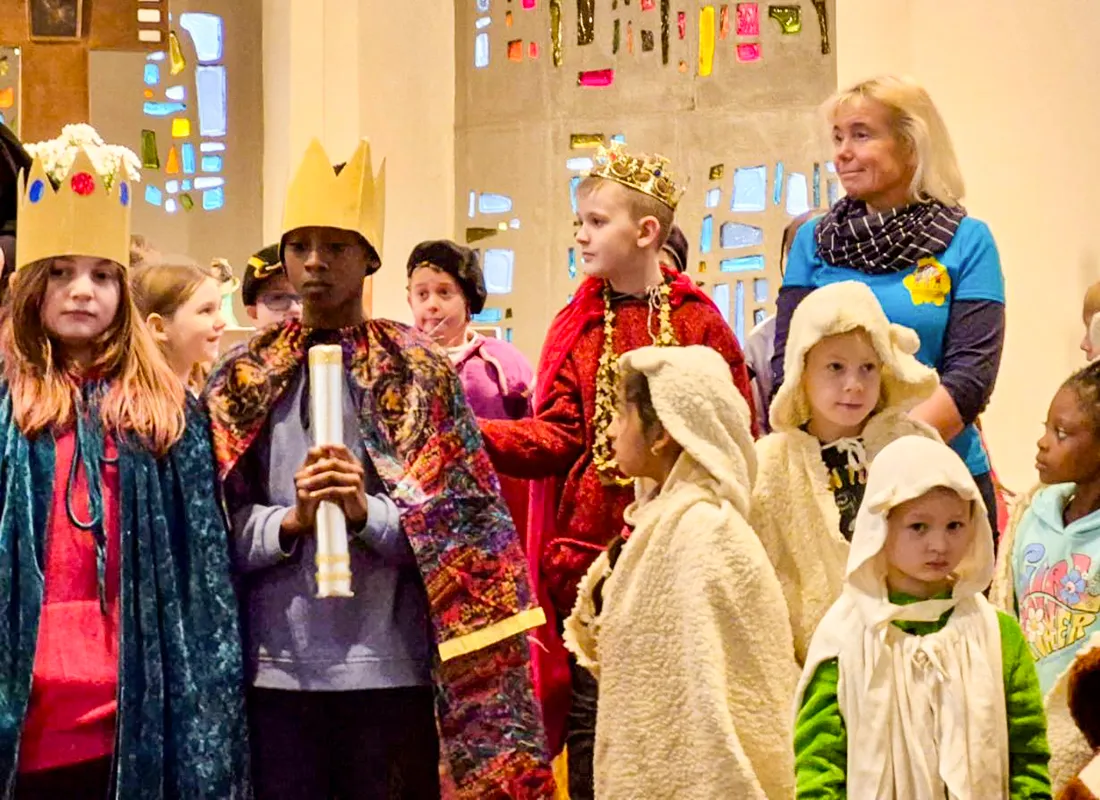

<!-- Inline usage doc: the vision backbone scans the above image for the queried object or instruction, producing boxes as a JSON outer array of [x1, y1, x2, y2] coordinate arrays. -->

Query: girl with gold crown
[[479, 141, 755, 796], [0, 149, 249, 798]]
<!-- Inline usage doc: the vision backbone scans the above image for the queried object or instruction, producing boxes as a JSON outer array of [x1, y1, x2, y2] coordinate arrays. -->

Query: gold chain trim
[[591, 281, 677, 486]]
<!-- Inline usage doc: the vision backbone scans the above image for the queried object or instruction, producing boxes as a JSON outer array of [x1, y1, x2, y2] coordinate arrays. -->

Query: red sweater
[[18, 430, 120, 774]]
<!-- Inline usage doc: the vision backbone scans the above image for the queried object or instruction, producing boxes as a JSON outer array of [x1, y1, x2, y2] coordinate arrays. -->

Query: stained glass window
[[786, 172, 810, 215], [712, 283, 731, 324], [179, 13, 224, 63], [753, 308, 767, 326], [731, 166, 766, 212], [472, 308, 504, 324], [475, 33, 490, 68], [479, 193, 513, 213], [734, 281, 746, 342], [568, 247, 577, 279], [720, 254, 765, 272], [720, 222, 763, 249], [753, 277, 769, 302], [483, 249, 515, 294], [144, 64, 160, 86], [700, 215, 714, 254], [773, 161, 784, 205], [705, 187, 720, 208]]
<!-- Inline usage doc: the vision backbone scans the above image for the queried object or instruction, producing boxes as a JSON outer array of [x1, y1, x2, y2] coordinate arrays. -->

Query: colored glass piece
[[677, 10, 686, 38], [641, 29, 654, 51], [468, 191, 476, 218], [566, 157, 594, 171], [813, 163, 821, 208], [660, 0, 671, 63], [719, 254, 765, 272], [466, 227, 498, 243], [754, 308, 767, 326], [613, 19, 621, 54], [144, 101, 186, 117], [767, 5, 801, 33], [505, 328, 514, 343], [550, 0, 563, 66], [568, 248, 577, 279], [166, 198, 178, 213], [720, 5, 730, 39], [530, 41, 539, 58], [166, 180, 180, 194], [171, 117, 191, 138], [475, 33, 490, 67], [753, 277, 769, 303], [736, 3, 760, 35], [641, 0, 654, 8], [720, 222, 764, 249], [570, 175, 581, 213], [505, 10, 513, 27], [194, 177, 224, 190], [476, 16, 491, 29], [705, 188, 720, 208], [181, 180, 192, 190], [144, 185, 162, 206], [200, 142, 225, 153], [709, 164, 724, 180], [180, 193, 195, 211], [508, 40, 523, 61], [700, 215, 714, 255], [479, 193, 513, 214], [166, 85, 185, 101], [28, 180, 45, 203], [143, 89, 154, 99], [144, 63, 160, 86], [523, 0, 536, 7], [196, 66, 228, 137], [140, 129, 160, 170], [168, 31, 187, 76], [611, 134, 626, 143], [147, 51, 166, 62], [734, 280, 746, 343], [570, 133, 604, 149], [712, 283, 731, 324], [202, 156, 223, 173], [828, 179, 839, 206], [510, 218, 520, 229], [577, 69, 614, 87], [472, 308, 503, 324], [182, 143, 196, 174], [736, 42, 761, 61], [202, 187, 225, 211], [577, 0, 595, 45], [679, 59, 688, 72], [71, 173, 95, 196], [786, 172, 810, 216], [698, 6, 715, 76], [483, 249, 515, 294], [179, 13, 224, 63], [773, 161, 784, 205], [166, 146, 180, 175], [119, 182, 130, 207], [626, 21, 634, 54], [731, 166, 767, 212], [826, 160, 836, 173], [812, 0, 830, 53], [477, 0, 490, 10]]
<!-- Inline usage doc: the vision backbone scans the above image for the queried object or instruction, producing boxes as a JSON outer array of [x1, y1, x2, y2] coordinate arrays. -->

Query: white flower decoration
[[25, 124, 142, 188]]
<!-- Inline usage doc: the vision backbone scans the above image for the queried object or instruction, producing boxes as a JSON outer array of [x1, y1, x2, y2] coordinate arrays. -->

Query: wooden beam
[[20, 43, 89, 141]]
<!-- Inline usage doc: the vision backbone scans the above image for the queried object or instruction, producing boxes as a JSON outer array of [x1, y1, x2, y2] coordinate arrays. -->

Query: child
[[795, 435, 1051, 797], [407, 239, 534, 420], [564, 345, 796, 799], [658, 223, 688, 273], [753, 280, 940, 662], [204, 138, 554, 798], [991, 361, 1100, 789], [0, 150, 248, 797], [241, 242, 303, 329], [1082, 282, 1100, 362], [131, 259, 226, 394], [479, 141, 755, 790]]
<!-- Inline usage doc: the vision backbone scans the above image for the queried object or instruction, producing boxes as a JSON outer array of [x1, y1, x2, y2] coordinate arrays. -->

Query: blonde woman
[[771, 75, 1007, 538]]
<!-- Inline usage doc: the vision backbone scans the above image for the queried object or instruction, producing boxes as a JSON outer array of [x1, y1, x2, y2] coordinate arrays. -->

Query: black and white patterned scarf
[[815, 196, 967, 274]]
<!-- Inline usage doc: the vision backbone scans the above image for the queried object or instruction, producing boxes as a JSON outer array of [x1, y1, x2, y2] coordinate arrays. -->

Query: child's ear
[[145, 313, 169, 343], [245, 305, 258, 321], [637, 216, 662, 249], [651, 426, 676, 456]]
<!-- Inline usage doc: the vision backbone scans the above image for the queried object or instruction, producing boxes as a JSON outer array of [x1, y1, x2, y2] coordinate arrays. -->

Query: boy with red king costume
[[480, 142, 755, 792]]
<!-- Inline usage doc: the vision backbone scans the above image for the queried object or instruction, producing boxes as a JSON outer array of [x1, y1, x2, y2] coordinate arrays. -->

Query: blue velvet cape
[[0, 387, 250, 798]]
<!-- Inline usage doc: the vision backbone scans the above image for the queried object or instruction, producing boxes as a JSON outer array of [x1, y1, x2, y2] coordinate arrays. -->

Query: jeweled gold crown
[[282, 138, 386, 257], [16, 149, 132, 270], [588, 141, 685, 211]]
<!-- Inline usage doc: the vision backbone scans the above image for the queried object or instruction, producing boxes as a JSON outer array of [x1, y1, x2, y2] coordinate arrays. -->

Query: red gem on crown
[[70, 172, 96, 196]]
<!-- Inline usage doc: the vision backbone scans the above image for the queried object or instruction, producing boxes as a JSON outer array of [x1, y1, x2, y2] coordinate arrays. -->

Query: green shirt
[[794, 592, 1052, 799]]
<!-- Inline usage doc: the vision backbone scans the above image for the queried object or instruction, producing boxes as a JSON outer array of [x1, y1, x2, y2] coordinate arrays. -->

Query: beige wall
[[262, 0, 455, 324], [837, 0, 1100, 491]]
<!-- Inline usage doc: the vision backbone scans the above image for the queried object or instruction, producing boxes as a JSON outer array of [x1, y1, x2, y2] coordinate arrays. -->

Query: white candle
[[309, 344, 354, 598]]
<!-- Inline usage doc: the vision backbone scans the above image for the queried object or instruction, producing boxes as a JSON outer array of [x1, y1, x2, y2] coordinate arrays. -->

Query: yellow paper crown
[[589, 141, 685, 211], [281, 138, 386, 258], [16, 149, 132, 270]]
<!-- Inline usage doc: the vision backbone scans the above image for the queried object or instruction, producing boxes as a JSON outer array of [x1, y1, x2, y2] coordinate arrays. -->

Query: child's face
[[153, 276, 225, 372], [282, 227, 369, 315], [249, 275, 302, 328], [575, 182, 648, 282], [608, 389, 657, 481], [1036, 386, 1100, 486], [802, 329, 882, 440], [41, 256, 121, 354], [884, 487, 974, 599], [407, 266, 469, 347], [1082, 307, 1100, 362]]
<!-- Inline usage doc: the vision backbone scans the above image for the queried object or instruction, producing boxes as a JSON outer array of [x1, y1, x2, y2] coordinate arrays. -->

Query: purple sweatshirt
[[448, 333, 534, 420]]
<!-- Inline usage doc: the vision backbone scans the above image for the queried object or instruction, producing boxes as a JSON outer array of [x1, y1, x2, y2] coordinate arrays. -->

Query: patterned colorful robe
[[0, 388, 250, 799], [204, 319, 555, 799]]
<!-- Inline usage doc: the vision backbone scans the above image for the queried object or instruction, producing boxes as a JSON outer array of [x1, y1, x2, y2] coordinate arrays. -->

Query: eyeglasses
[[257, 291, 302, 311]]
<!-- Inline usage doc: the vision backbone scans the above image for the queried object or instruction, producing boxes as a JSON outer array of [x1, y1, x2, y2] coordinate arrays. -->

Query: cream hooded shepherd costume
[[795, 436, 1051, 799], [753, 281, 940, 662], [564, 346, 798, 800]]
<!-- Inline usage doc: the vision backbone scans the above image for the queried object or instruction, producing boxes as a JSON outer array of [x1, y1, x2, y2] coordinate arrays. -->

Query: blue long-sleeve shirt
[[227, 366, 434, 691]]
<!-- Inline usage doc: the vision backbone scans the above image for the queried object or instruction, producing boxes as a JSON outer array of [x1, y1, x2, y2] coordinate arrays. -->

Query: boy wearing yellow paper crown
[[479, 141, 756, 795], [0, 150, 248, 797], [205, 139, 554, 799]]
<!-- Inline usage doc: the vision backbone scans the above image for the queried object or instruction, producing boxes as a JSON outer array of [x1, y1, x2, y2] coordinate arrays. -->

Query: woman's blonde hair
[[0, 257, 186, 455], [824, 75, 965, 207], [130, 258, 221, 392]]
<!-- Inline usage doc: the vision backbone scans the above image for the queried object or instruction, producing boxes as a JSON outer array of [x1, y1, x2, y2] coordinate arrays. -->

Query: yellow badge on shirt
[[903, 257, 952, 307]]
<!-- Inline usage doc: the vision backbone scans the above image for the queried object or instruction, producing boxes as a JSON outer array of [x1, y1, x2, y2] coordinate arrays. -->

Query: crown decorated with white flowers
[[16, 148, 133, 271], [589, 140, 685, 211], [282, 138, 386, 257]]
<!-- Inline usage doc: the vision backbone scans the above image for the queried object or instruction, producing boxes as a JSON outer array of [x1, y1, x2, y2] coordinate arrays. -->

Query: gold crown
[[282, 138, 386, 257], [588, 141, 685, 211], [16, 149, 132, 270]]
